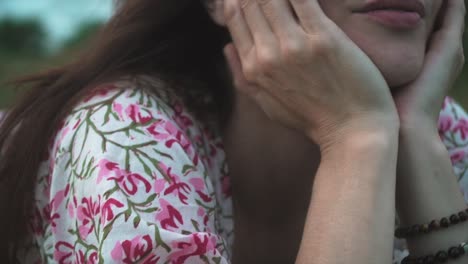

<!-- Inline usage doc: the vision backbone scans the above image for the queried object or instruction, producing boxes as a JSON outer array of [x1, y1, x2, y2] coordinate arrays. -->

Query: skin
[[201, 0, 465, 262], [207, 0, 443, 87]]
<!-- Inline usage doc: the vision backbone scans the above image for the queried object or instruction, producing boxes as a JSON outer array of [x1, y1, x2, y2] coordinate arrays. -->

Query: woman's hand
[[392, 0, 466, 131], [223, 0, 400, 151]]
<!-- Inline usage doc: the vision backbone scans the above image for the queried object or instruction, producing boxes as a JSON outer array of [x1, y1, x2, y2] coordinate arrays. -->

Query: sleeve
[[392, 96, 468, 264], [45, 85, 230, 264], [437, 96, 468, 202]]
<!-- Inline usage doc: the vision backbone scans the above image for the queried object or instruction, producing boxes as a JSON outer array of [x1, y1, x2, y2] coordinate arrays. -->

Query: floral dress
[[14, 76, 468, 264]]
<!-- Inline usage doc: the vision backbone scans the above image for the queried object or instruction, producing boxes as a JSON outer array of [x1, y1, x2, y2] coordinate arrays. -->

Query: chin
[[361, 41, 425, 89], [339, 18, 428, 89], [374, 53, 425, 88]]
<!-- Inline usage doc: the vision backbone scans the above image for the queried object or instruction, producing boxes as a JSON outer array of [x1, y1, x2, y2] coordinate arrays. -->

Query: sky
[[0, 0, 114, 46]]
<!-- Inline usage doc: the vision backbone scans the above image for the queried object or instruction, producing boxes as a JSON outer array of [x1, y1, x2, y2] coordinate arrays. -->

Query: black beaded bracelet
[[401, 241, 468, 264], [395, 208, 468, 239]]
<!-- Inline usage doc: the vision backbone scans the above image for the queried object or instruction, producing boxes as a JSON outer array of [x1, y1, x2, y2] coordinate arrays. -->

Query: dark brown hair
[[0, 0, 232, 261]]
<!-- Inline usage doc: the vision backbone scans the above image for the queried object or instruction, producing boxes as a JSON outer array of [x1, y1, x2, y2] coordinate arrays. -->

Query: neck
[[222, 91, 322, 263], [222, 91, 321, 215]]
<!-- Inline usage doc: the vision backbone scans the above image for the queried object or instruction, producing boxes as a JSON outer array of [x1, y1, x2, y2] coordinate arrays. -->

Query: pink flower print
[[160, 163, 191, 204], [125, 104, 153, 124], [189, 178, 212, 203], [76, 249, 98, 264], [97, 159, 120, 184], [54, 241, 75, 264], [197, 207, 205, 217], [72, 118, 81, 129], [110, 172, 152, 196], [154, 178, 167, 193], [168, 233, 218, 264], [438, 115, 454, 139], [221, 175, 232, 198], [43, 203, 60, 233], [51, 184, 70, 211], [146, 120, 170, 141], [98, 159, 152, 195], [172, 101, 194, 130], [450, 149, 466, 165], [77, 196, 101, 239], [113, 102, 125, 121], [68, 195, 78, 218], [147, 119, 195, 162], [101, 198, 125, 225], [196, 191, 213, 203], [111, 235, 160, 264], [155, 198, 183, 231], [441, 96, 453, 110], [189, 178, 205, 192], [453, 118, 468, 141], [165, 129, 195, 160]]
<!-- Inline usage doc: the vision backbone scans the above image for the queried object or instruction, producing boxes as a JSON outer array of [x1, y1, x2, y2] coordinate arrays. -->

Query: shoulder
[[50, 76, 206, 158], [37, 76, 232, 263]]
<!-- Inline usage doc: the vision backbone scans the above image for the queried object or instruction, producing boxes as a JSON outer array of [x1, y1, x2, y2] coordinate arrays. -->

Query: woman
[[0, 0, 467, 263]]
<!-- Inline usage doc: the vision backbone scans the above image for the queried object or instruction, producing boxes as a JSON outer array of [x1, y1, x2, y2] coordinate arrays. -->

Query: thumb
[[223, 43, 259, 96]]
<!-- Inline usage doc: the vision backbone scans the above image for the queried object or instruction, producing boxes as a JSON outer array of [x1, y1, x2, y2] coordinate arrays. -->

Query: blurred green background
[[0, 3, 467, 110], [0, 0, 112, 108]]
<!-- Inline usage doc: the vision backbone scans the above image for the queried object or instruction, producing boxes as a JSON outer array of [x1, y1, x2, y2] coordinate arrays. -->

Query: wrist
[[399, 115, 440, 138], [316, 122, 400, 157]]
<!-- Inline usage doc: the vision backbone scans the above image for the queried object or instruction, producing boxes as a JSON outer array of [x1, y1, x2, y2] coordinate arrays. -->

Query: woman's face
[[208, 0, 443, 88]]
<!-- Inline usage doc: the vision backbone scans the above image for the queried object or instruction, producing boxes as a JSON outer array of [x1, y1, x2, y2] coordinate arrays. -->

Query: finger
[[257, 0, 301, 39], [240, 0, 277, 48], [289, 0, 327, 32], [223, 43, 259, 96], [412, 0, 466, 103], [224, 0, 255, 60], [439, 0, 466, 40]]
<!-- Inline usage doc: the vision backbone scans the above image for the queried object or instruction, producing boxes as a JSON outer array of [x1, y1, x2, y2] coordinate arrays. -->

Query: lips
[[354, 0, 426, 18]]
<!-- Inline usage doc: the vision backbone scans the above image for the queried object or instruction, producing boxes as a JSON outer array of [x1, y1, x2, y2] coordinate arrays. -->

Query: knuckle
[[256, 48, 279, 72], [223, 1, 237, 22], [239, 0, 253, 9], [280, 39, 306, 62], [309, 36, 334, 57], [242, 60, 259, 82]]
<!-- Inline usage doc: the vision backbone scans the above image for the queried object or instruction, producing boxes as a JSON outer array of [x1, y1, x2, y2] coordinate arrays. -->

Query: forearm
[[396, 122, 468, 262], [296, 130, 399, 264]]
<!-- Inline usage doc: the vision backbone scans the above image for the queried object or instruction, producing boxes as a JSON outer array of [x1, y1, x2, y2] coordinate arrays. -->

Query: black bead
[[420, 224, 429, 234], [410, 224, 420, 235], [449, 214, 460, 224], [458, 211, 467, 221], [423, 255, 435, 264], [435, 251, 449, 262], [460, 243, 468, 254], [448, 246, 463, 258], [402, 256, 416, 264], [440, 217, 450, 228], [428, 220, 440, 230]]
